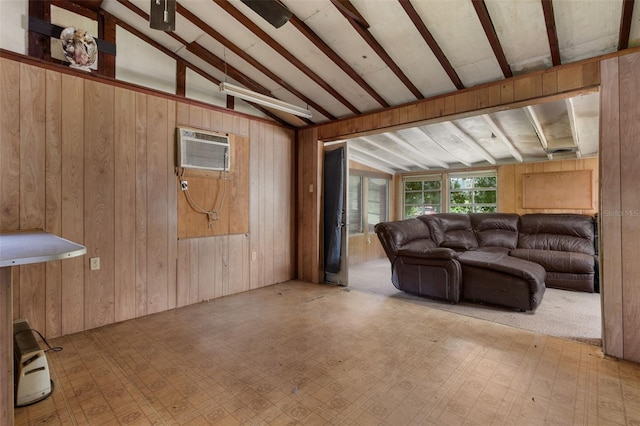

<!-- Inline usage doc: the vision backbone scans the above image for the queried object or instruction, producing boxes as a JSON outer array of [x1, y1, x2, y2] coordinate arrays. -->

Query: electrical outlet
[[251, 251, 257, 261], [180, 180, 188, 191], [90, 257, 100, 271]]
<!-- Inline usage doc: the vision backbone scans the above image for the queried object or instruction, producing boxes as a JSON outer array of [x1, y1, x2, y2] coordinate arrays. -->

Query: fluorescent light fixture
[[219, 82, 312, 119]]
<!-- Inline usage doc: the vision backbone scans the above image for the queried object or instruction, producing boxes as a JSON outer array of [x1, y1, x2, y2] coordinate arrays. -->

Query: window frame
[[402, 169, 498, 218], [448, 170, 498, 213], [403, 174, 443, 218], [348, 170, 390, 235], [348, 174, 364, 235], [366, 177, 390, 233]]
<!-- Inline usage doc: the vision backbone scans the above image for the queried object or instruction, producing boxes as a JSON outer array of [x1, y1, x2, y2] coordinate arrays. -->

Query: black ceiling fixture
[[240, 0, 293, 28], [150, 0, 176, 31]]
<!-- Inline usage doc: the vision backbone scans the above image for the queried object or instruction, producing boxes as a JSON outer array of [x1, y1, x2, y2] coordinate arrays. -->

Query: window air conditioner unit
[[176, 127, 230, 172]]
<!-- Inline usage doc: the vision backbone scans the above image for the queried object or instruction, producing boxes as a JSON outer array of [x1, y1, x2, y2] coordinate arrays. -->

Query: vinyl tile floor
[[14, 280, 640, 425]]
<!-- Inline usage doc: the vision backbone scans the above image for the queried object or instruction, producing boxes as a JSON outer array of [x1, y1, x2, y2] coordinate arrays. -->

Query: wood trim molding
[[304, 47, 640, 142]]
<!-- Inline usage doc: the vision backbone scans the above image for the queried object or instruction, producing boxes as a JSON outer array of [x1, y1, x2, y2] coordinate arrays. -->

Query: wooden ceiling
[[51, 0, 639, 171]]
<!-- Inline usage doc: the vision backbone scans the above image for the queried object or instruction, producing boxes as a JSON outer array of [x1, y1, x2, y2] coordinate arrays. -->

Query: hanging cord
[[179, 168, 228, 229], [14, 328, 63, 353]]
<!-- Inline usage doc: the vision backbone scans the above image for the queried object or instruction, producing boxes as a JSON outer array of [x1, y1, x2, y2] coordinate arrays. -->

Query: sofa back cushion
[[424, 213, 478, 250], [518, 213, 595, 255], [375, 218, 436, 260], [470, 213, 519, 249]]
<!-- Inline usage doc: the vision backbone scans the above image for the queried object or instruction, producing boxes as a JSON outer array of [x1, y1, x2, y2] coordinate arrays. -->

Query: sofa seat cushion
[[510, 249, 594, 274], [458, 251, 546, 285], [474, 246, 511, 255], [545, 272, 595, 292], [457, 251, 546, 311]]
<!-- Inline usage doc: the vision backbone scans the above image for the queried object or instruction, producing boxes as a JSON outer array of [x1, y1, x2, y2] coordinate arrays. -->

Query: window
[[404, 176, 442, 218], [348, 175, 363, 234], [449, 172, 497, 213], [403, 171, 497, 216], [349, 173, 389, 234], [367, 178, 389, 232]]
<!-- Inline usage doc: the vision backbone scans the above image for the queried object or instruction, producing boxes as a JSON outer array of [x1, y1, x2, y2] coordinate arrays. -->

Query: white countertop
[[0, 230, 86, 267]]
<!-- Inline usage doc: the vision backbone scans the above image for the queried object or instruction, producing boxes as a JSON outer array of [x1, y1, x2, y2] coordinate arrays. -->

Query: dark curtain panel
[[323, 148, 345, 274]]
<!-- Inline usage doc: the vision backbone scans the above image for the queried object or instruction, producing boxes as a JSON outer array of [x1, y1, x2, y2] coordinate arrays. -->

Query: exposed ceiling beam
[[565, 98, 582, 158], [349, 154, 395, 175], [288, 15, 390, 108], [330, 0, 369, 28], [349, 144, 411, 172], [176, 2, 334, 120], [471, 0, 512, 78], [417, 128, 472, 167], [66, 0, 104, 12], [398, 0, 464, 89], [524, 106, 554, 160], [618, 0, 635, 50], [445, 122, 497, 165], [384, 132, 444, 170], [114, 1, 293, 125], [332, 0, 424, 100], [359, 136, 422, 170], [481, 114, 523, 162], [213, 0, 361, 115], [541, 0, 561, 66], [186, 42, 267, 96], [398, 0, 464, 90], [110, 3, 184, 62]]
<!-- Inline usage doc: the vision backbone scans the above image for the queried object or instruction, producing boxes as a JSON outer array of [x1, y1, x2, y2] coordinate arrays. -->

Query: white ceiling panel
[[185, 68, 228, 109], [351, 0, 458, 99], [554, 0, 622, 63], [630, 2, 640, 47], [289, 1, 418, 106], [228, 0, 381, 113], [453, 116, 512, 161], [490, 110, 545, 159], [485, 0, 551, 74], [410, 0, 504, 87], [567, 92, 600, 156]]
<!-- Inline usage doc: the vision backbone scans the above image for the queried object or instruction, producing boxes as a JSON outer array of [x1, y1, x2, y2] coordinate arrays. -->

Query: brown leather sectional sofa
[[374, 213, 598, 312]]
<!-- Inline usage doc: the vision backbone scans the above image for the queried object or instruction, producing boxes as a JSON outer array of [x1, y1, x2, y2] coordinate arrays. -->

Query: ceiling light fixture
[[150, 0, 176, 31], [219, 82, 312, 119], [240, 0, 293, 28]]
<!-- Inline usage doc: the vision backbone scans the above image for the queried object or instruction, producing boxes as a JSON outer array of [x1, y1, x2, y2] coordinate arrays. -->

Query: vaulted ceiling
[[84, 1, 639, 172]]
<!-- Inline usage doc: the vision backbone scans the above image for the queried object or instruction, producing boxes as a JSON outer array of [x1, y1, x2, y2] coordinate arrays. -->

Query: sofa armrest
[[397, 247, 459, 260], [510, 248, 594, 273]]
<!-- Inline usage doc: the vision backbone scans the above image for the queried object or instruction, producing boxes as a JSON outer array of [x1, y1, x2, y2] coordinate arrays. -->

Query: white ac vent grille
[[177, 127, 230, 171]]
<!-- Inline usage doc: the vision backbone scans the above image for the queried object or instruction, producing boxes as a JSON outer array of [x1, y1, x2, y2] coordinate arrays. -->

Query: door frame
[[322, 141, 349, 286]]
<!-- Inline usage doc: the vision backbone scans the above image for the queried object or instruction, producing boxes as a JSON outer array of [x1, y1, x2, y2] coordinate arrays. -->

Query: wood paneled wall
[[296, 46, 640, 364], [498, 158, 599, 215], [297, 127, 322, 284], [0, 56, 295, 338], [298, 58, 606, 283], [600, 50, 640, 362]]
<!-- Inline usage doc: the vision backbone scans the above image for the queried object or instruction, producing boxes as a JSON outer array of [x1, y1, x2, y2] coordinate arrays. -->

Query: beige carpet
[[348, 258, 602, 346]]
